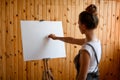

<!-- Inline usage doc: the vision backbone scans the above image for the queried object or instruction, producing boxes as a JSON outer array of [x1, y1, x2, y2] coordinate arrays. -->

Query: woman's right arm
[[48, 34, 85, 45]]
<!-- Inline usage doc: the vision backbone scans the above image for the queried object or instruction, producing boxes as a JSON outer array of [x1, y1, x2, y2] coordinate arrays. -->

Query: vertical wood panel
[[111, 1, 116, 78], [106, 1, 112, 78], [37, 0, 43, 80], [30, 0, 35, 80], [62, 0, 68, 79], [117, 2, 120, 79], [26, 0, 31, 80], [5, 0, 12, 79], [10, 0, 14, 79], [18, 0, 23, 79], [13, 0, 18, 79], [34, 0, 39, 79], [71, 0, 76, 79], [22, 0, 27, 79], [101, 0, 108, 76], [1, 0, 6, 80], [58, 0, 63, 79], [98, 0, 104, 79], [0, 0, 120, 80], [67, 0, 72, 79], [115, 2, 120, 79], [0, 0, 2, 79]]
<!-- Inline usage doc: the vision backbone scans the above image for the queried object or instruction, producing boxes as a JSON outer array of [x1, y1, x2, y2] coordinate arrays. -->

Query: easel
[[39, 20, 54, 80], [42, 58, 54, 80]]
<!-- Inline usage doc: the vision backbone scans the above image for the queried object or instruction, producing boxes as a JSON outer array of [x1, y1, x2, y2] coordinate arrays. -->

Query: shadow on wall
[[99, 44, 120, 80]]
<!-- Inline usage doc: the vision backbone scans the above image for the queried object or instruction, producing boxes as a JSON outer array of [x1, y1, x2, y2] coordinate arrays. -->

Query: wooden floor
[[0, 0, 120, 80]]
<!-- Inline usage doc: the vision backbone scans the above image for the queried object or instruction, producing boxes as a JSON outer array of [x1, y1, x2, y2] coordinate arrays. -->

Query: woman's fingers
[[48, 34, 54, 38], [48, 34, 52, 38], [48, 34, 57, 40]]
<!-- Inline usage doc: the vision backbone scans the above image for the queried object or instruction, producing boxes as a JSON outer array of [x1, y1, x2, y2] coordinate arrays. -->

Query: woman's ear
[[82, 24, 87, 30], [81, 24, 87, 34]]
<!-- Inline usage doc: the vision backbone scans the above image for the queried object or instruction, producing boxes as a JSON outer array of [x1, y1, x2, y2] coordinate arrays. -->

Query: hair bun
[[85, 4, 97, 15]]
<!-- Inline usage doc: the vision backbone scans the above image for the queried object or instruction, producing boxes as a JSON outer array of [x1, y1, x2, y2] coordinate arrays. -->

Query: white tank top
[[81, 37, 102, 73]]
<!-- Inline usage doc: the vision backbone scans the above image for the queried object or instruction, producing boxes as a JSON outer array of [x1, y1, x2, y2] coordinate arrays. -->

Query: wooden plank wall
[[0, 0, 120, 80]]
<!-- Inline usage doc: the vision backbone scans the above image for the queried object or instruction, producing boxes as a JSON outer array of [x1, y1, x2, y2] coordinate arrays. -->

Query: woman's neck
[[85, 30, 94, 42]]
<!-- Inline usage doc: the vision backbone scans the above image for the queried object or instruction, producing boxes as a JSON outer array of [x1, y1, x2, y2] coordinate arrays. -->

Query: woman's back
[[81, 37, 101, 73]]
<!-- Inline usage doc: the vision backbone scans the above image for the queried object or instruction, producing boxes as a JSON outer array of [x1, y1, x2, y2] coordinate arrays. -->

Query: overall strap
[[86, 43, 99, 73]]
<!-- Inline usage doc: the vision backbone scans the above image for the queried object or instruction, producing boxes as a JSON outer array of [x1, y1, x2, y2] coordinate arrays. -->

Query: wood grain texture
[[0, 0, 120, 80]]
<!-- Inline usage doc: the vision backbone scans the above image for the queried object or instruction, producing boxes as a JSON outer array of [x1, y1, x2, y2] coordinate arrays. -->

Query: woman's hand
[[48, 34, 57, 40]]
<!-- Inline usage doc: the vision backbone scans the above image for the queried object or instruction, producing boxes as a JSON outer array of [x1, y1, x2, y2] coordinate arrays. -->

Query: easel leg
[[42, 59, 54, 80]]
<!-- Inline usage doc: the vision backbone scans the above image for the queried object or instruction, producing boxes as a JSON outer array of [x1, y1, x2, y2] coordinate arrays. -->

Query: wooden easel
[[42, 58, 54, 80], [39, 20, 54, 80]]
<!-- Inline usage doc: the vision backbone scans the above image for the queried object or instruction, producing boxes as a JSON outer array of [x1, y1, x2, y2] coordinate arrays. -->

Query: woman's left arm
[[77, 50, 90, 80]]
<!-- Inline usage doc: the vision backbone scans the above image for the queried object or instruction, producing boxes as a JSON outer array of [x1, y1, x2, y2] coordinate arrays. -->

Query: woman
[[48, 4, 101, 80]]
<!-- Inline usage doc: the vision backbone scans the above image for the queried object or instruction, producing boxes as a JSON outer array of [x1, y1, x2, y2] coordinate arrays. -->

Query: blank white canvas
[[21, 21, 66, 61]]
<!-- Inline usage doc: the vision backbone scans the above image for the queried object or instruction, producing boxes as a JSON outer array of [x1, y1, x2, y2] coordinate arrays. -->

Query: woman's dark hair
[[79, 4, 99, 30], [86, 4, 97, 15]]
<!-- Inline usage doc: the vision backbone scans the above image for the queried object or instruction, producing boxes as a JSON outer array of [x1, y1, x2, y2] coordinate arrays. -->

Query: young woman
[[48, 4, 101, 80]]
